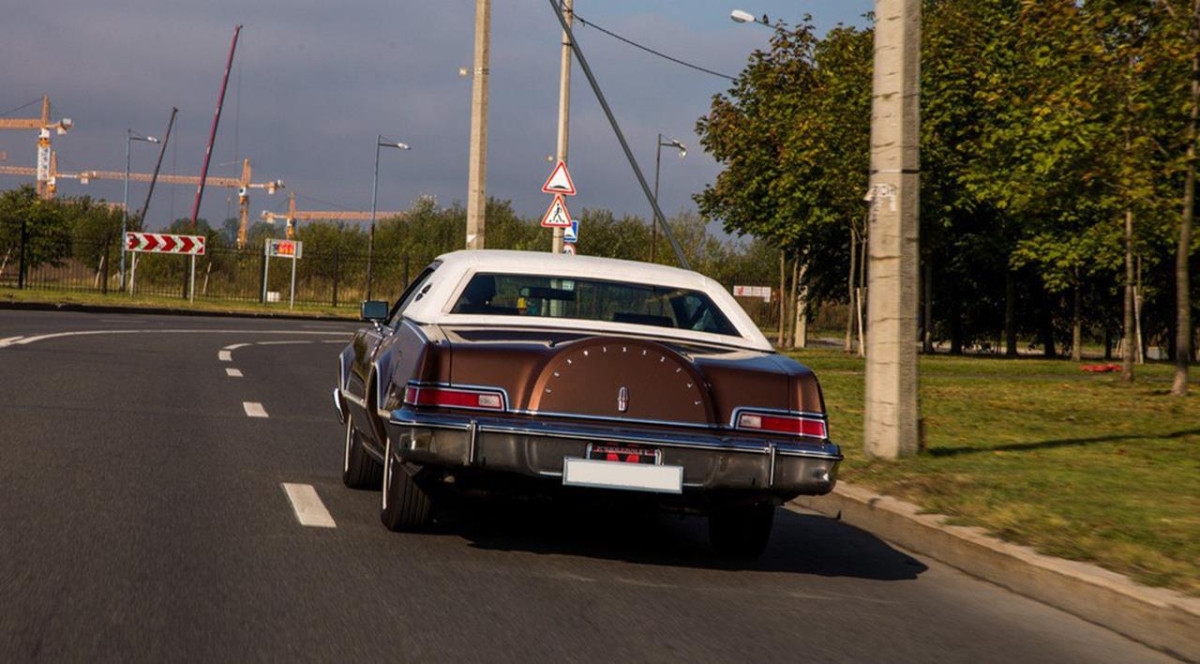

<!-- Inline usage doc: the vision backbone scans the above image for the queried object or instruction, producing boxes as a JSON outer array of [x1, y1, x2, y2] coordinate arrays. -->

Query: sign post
[[264, 238, 303, 308], [124, 232, 206, 298], [541, 160, 577, 253]]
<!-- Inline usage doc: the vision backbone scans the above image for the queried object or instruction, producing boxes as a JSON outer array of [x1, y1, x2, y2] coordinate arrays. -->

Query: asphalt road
[[0, 309, 1179, 663]]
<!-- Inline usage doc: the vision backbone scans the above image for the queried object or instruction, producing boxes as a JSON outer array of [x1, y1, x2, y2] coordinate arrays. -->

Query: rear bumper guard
[[385, 407, 842, 496]]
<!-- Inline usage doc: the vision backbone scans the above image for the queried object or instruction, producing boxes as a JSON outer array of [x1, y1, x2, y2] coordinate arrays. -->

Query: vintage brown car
[[333, 250, 841, 557]]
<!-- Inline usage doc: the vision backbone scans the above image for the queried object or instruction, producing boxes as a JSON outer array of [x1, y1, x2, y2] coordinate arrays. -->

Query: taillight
[[736, 411, 828, 439], [404, 384, 506, 411]]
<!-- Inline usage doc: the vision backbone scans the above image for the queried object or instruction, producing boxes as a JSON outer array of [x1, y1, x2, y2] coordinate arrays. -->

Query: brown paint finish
[[528, 337, 714, 425], [429, 325, 824, 429]]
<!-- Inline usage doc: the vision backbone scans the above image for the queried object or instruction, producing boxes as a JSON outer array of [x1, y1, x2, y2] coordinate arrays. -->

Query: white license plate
[[562, 457, 683, 494]]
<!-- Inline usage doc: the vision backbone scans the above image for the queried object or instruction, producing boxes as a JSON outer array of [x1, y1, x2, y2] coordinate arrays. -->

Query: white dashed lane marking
[[218, 351, 233, 362], [243, 401, 269, 418], [282, 483, 336, 528], [226, 368, 243, 378]]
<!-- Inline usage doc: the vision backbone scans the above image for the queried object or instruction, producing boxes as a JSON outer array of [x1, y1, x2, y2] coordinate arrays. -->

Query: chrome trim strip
[[340, 389, 367, 409], [387, 410, 842, 461], [332, 387, 346, 424], [508, 408, 720, 431], [467, 419, 479, 465], [768, 443, 777, 488], [404, 380, 511, 412], [728, 406, 828, 428], [372, 359, 389, 412]]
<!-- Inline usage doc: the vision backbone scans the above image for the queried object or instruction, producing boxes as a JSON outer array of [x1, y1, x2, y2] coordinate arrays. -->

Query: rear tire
[[709, 503, 775, 559], [342, 417, 382, 489], [381, 439, 433, 531]]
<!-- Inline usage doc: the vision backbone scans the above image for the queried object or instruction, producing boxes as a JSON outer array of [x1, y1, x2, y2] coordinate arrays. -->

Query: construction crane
[[0, 96, 72, 199], [260, 192, 404, 239], [0, 156, 283, 247]]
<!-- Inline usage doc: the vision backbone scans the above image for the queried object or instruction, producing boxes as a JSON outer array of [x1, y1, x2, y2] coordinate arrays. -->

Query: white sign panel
[[541, 160, 576, 196], [733, 285, 771, 302]]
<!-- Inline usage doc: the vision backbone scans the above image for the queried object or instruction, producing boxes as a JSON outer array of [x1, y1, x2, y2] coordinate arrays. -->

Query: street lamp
[[652, 134, 686, 263], [367, 134, 411, 301], [120, 130, 159, 290], [730, 9, 772, 26]]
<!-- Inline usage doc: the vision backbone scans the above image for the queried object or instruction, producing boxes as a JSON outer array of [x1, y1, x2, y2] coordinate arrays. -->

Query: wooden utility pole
[[864, 0, 921, 459], [551, 0, 574, 254], [465, 0, 491, 250]]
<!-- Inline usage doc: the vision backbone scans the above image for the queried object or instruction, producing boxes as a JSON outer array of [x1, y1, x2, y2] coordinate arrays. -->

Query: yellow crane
[[260, 191, 404, 239], [0, 96, 73, 198], [0, 156, 283, 247]]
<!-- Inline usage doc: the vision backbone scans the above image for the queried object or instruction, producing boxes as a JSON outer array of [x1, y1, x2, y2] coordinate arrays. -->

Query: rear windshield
[[449, 273, 740, 336]]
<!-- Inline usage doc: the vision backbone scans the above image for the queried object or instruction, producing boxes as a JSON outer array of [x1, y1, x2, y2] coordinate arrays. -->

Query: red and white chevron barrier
[[125, 232, 206, 255]]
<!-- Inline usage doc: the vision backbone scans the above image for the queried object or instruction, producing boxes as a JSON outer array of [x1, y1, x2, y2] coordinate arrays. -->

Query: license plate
[[585, 442, 661, 465], [562, 457, 683, 494]]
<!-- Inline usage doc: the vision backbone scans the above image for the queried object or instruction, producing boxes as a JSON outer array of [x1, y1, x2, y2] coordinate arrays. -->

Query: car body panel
[[337, 250, 841, 508]]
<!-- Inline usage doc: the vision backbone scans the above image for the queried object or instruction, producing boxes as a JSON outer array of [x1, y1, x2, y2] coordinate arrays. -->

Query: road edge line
[[789, 483, 1200, 662]]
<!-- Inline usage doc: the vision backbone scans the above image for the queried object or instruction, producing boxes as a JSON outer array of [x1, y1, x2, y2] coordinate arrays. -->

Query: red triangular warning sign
[[540, 194, 573, 228], [541, 160, 576, 196]]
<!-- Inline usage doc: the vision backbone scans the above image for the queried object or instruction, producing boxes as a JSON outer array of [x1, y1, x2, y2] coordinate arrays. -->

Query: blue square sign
[[564, 220, 579, 243]]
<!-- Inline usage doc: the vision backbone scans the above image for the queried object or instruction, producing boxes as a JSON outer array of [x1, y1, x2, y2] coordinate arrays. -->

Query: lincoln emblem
[[617, 386, 629, 413]]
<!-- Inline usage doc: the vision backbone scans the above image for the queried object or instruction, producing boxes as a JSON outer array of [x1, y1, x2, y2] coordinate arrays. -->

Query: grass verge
[[789, 347, 1200, 596], [0, 287, 358, 320]]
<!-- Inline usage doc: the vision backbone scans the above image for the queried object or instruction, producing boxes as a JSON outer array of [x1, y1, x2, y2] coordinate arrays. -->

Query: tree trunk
[[846, 227, 856, 353], [1123, 209, 1136, 381], [857, 225, 868, 357], [1172, 0, 1198, 396], [949, 298, 963, 355], [788, 256, 800, 349], [1005, 269, 1018, 357], [794, 261, 808, 349], [922, 255, 934, 353], [1071, 284, 1082, 362], [1040, 289, 1057, 358], [777, 251, 786, 348]]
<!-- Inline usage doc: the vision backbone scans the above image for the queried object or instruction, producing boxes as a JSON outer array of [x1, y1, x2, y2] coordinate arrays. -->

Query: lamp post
[[652, 134, 686, 263], [367, 134, 411, 301], [121, 130, 159, 290], [730, 9, 772, 26]]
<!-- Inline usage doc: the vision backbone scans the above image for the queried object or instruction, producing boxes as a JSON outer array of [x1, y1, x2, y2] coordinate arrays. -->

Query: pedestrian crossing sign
[[540, 194, 573, 228]]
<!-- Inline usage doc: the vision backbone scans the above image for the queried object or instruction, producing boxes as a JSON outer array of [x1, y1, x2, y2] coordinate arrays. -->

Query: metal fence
[[0, 235, 420, 310], [0, 232, 785, 329]]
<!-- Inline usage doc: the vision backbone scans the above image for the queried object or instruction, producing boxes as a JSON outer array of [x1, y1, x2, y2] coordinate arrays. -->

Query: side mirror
[[361, 300, 389, 323]]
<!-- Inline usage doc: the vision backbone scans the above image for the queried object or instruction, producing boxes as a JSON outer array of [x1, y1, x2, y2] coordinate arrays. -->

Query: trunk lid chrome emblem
[[617, 386, 629, 413]]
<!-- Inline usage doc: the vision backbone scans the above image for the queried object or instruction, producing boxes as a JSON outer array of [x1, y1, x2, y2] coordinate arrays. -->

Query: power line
[[296, 192, 359, 211], [573, 13, 737, 82], [0, 98, 43, 117]]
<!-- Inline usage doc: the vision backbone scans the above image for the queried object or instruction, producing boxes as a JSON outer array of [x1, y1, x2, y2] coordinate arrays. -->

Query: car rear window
[[449, 273, 740, 336]]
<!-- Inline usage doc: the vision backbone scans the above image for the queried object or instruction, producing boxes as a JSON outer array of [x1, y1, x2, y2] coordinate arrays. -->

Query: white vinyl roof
[[402, 250, 773, 352]]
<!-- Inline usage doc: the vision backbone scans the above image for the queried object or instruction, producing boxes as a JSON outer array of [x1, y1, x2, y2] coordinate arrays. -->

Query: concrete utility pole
[[551, 0, 574, 254], [864, 0, 921, 459], [465, 0, 491, 250]]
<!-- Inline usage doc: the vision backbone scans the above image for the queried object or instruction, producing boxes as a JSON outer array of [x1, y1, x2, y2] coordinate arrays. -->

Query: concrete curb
[[0, 300, 356, 322], [790, 483, 1200, 662]]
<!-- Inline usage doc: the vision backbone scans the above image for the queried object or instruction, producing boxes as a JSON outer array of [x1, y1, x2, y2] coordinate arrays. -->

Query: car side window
[[387, 263, 439, 326]]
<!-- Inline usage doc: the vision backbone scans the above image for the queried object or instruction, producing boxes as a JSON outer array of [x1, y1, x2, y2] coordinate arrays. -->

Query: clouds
[[1, 0, 869, 230]]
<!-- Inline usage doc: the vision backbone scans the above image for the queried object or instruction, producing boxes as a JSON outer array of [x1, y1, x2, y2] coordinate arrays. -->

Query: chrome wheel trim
[[382, 439, 392, 512]]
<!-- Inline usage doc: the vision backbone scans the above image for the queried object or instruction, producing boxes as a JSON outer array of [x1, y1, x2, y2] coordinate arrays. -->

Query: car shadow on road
[[440, 499, 927, 581]]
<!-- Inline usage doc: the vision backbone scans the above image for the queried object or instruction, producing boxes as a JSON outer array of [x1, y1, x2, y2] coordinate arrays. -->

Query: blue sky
[[2, 1, 872, 231]]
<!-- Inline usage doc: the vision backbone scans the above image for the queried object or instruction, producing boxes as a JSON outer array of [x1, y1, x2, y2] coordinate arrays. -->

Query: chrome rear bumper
[[385, 407, 841, 497]]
